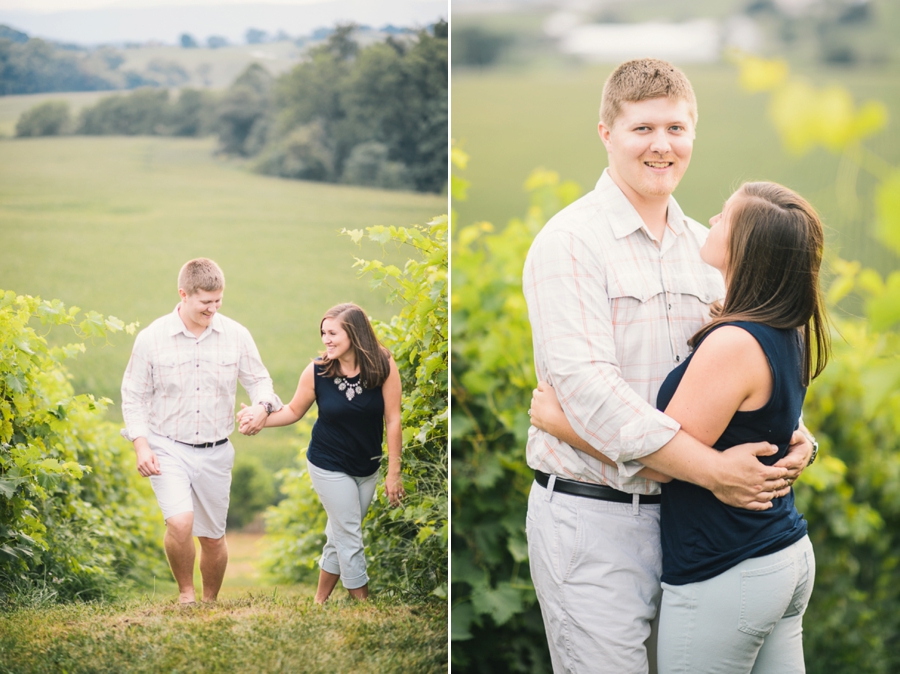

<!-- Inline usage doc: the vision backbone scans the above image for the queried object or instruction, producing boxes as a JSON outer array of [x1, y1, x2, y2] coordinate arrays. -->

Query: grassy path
[[0, 593, 446, 673], [0, 532, 447, 673]]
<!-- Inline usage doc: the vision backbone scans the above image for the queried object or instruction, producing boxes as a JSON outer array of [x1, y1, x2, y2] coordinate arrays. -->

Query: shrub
[[15, 101, 70, 137], [342, 141, 411, 190], [254, 122, 334, 181], [450, 152, 579, 671], [227, 453, 275, 530], [77, 88, 169, 136], [0, 291, 166, 606]]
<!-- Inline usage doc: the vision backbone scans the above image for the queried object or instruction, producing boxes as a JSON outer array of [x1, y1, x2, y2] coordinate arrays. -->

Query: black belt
[[535, 470, 661, 504], [174, 438, 228, 449]]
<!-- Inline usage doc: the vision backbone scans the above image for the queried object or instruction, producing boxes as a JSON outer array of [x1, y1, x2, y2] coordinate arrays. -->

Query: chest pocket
[[666, 267, 719, 304], [155, 352, 193, 397], [200, 350, 240, 396], [606, 265, 663, 304]]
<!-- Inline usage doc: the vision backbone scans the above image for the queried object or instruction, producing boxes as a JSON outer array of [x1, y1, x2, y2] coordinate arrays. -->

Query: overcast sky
[[0, 0, 339, 11], [0, 0, 447, 44]]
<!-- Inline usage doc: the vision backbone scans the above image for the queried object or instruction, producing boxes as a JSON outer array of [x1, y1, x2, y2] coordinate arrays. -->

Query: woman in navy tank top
[[528, 182, 830, 672], [651, 182, 830, 673], [239, 303, 403, 603]]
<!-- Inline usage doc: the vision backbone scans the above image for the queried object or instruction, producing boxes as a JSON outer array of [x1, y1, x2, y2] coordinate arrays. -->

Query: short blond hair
[[178, 258, 225, 296], [600, 58, 698, 129]]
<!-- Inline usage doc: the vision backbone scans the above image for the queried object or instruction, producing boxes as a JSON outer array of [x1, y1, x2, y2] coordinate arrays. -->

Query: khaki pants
[[526, 479, 663, 674]]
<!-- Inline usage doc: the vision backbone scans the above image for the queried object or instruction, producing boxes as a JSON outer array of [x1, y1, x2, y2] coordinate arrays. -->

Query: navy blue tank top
[[656, 321, 809, 585], [306, 362, 385, 477]]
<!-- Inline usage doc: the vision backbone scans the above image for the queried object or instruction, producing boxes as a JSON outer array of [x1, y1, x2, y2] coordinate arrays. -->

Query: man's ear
[[598, 121, 612, 149], [178, 288, 187, 301]]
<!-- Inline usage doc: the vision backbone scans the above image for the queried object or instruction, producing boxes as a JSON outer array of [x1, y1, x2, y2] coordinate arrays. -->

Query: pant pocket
[[738, 557, 795, 637], [785, 545, 816, 618]]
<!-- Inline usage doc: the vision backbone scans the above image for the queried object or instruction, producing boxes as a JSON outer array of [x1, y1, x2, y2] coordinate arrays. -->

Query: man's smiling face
[[178, 288, 223, 334], [599, 96, 695, 204]]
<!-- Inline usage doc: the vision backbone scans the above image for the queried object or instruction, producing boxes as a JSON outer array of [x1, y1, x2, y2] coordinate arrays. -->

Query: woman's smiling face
[[321, 317, 353, 362]]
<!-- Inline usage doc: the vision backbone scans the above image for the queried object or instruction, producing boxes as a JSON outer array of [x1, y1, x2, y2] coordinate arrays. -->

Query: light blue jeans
[[658, 535, 815, 674], [307, 461, 378, 590]]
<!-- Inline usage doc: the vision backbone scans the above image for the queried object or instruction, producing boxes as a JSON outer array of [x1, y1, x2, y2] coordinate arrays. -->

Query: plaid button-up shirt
[[523, 170, 725, 494], [121, 305, 283, 445]]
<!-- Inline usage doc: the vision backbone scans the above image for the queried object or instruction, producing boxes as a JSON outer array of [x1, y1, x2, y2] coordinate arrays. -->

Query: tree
[[245, 28, 268, 45], [15, 101, 70, 137], [0, 24, 28, 43], [214, 63, 273, 156], [180, 33, 198, 48], [241, 21, 447, 192], [0, 38, 116, 95]]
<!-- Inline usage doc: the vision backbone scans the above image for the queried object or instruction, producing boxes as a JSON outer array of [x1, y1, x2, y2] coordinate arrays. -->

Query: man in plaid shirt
[[121, 258, 282, 604], [523, 59, 814, 672]]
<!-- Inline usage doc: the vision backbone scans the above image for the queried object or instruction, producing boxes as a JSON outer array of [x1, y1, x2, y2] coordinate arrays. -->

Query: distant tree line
[[226, 22, 448, 192], [0, 24, 193, 95], [15, 22, 448, 193]]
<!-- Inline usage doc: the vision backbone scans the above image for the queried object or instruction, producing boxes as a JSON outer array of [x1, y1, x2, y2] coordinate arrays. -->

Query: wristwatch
[[260, 401, 274, 415], [804, 431, 819, 466], [806, 436, 819, 468]]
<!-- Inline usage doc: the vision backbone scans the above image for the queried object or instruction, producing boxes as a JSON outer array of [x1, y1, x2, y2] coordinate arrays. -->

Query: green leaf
[[470, 581, 524, 626], [451, 602, 476, 641], [4, 372, 27, 394], [0, 477, 24, 499], [875, 170, 900, 256]]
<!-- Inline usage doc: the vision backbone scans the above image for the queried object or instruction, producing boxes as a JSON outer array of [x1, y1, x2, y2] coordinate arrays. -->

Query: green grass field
[[452, 62, 900, 274], [0, 589, 447, 674], [0, 132, 444, 471]]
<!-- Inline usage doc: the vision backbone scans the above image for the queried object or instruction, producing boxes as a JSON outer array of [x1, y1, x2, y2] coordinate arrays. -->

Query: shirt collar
[[595, 168, 688, 240], [167, 304, 223, 338]]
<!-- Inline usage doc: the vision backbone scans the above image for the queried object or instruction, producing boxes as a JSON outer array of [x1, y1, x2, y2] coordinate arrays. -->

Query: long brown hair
[[318, 303, 391, 388], [689, 182, 830, 385]]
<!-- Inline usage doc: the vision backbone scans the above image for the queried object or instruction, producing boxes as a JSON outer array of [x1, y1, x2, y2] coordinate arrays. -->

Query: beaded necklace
[[333, 373, 363, 401]]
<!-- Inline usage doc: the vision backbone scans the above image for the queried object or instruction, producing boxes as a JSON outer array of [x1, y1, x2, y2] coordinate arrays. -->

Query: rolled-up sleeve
[[121, 331, 153, 443], [526, 228, 680, 467]]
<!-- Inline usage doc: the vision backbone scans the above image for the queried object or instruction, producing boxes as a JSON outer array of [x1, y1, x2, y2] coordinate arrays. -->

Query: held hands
[[385, 470, 405, 508], [237, 403, 268, 436]]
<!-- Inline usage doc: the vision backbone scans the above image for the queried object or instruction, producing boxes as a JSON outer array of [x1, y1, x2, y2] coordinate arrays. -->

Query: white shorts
[[147, 431, 235, 539]]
